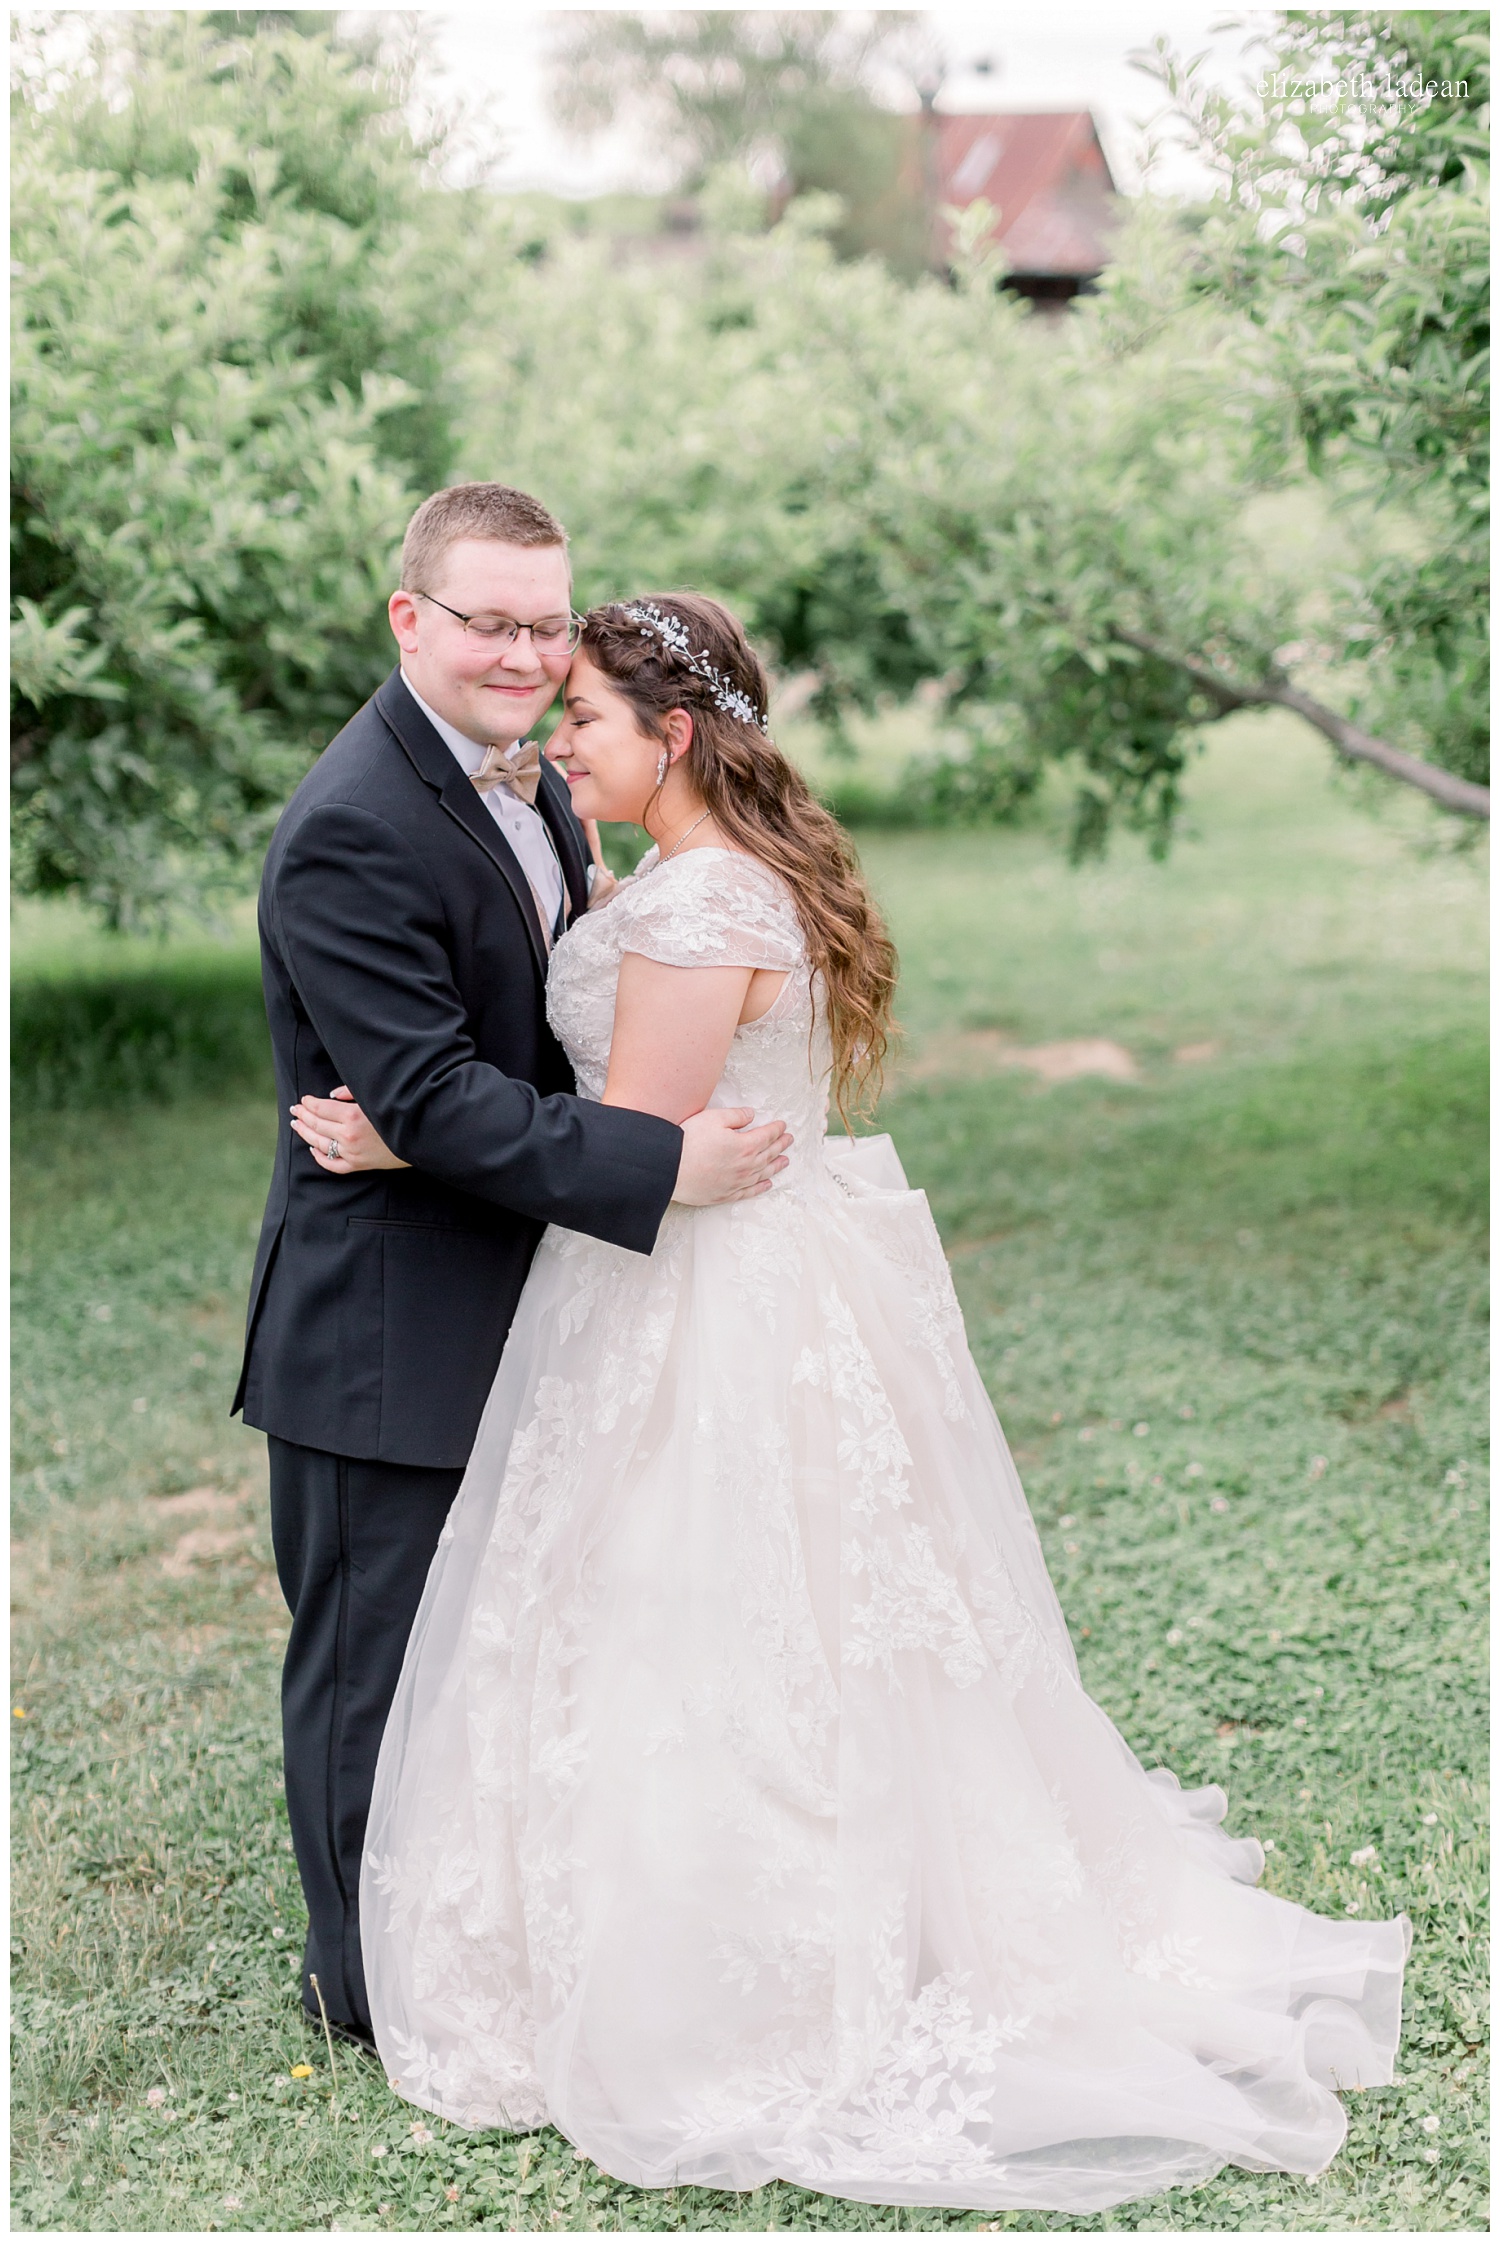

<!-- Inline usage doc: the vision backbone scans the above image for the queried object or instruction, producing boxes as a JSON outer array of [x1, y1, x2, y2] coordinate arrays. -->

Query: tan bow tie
[[471, 738, 542, 807]]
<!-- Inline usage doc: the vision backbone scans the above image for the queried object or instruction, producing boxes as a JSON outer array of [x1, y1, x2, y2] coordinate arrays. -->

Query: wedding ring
[[326, 1139, 340, 1160]]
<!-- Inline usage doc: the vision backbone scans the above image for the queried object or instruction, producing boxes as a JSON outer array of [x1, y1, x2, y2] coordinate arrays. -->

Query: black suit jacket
[[233, 671, 682, 1467]]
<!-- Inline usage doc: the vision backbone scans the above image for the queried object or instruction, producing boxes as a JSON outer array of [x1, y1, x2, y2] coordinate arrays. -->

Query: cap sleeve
[[617, 851, 804, 973]]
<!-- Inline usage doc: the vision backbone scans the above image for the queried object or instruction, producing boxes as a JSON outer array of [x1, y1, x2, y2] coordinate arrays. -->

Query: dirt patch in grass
[[907, 1027, 1140, 1085]]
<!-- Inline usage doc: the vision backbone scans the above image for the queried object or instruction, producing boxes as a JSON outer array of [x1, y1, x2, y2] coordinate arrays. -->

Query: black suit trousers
[[268, 1436, 462, 2034]]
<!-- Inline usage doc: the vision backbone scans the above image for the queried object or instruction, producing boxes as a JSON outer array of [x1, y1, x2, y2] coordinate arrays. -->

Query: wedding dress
[[361, 844, 1409, 2214]]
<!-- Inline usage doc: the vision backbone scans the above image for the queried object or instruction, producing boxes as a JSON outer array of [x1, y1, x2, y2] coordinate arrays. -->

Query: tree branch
[[1112, 628, 1490, 820]]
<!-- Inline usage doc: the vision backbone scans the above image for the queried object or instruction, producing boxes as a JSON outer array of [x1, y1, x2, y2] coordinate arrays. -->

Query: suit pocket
[[362, 1220, 533, 1459], [347, 1216, 485, 1239]]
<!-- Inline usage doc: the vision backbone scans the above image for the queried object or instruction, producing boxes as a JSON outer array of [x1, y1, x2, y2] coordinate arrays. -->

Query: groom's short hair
[[400, 483, 568, 592]]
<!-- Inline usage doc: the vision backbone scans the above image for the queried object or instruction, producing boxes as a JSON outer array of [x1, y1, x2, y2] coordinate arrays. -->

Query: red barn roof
[[933, 111, 1119, 281]]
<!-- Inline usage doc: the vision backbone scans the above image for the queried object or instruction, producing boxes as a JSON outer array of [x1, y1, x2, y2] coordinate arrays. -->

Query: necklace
[[659, 810, 712, 864]]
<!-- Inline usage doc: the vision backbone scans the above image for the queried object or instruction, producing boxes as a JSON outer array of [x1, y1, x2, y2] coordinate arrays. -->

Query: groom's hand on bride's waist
[[672, 1108, 792, 1206]]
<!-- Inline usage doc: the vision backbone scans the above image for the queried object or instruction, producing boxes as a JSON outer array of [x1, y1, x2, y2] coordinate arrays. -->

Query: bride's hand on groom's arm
[[290, 1081, 788, 1200], [290, 1086, 411, 1172]]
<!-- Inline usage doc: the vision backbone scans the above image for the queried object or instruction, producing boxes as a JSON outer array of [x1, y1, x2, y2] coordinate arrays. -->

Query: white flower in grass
[[410, 2122, 434, 2145], [1421, 2114, 1441, 2134], [1424, 2148, 1441, 2164], [145, 2087, 166, 2107], [223, 2196, 242, 2210], [1350, 1845, 1379, 1867]]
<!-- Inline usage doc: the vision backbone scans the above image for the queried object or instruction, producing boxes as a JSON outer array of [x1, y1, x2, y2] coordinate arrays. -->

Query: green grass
[[12, 899, 268, 1110], [11, 716, 1488, 2231]]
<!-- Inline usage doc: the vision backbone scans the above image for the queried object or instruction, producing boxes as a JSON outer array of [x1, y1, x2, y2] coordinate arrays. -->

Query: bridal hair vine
[[621, 603, 771, 733]]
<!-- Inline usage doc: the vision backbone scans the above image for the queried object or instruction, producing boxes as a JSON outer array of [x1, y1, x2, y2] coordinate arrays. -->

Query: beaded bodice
[[545, 846, 832, 1176]]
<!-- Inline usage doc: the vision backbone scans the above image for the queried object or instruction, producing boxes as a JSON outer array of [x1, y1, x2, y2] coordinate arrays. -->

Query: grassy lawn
[[11, 718, 1487, 2232]]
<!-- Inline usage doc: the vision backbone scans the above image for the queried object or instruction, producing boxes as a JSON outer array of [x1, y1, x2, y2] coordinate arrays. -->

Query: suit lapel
[[534, 757, 591, 924], [376, 671, 550, 981]]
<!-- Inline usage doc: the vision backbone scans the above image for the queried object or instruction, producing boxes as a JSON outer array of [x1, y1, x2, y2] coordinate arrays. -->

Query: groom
[[233, 482, 789, 2050]]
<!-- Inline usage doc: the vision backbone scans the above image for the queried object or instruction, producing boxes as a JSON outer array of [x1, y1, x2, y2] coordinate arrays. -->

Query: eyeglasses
[[415, 592, 582, 653]]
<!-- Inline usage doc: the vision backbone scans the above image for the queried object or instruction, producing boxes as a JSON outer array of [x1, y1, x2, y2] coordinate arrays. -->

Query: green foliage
[[546, 11, 920, 190], [10, 13, 481, 925], [1173, 11, 1489, 206], [546, 10, 933, 274], [528, 11, 1488, 838], [1137, 12, 1489, 786], [10, 11, 1487, 920], [782, 94, 928, 276], [465, 203, 1289, 853], [12, 953, 270, 1111], [472, 34, 1486, 848], [11, 729, 1487, 2229]]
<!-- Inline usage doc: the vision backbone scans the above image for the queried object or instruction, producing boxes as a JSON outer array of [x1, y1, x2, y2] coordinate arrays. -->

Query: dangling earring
[[656, 751, 669, 786]]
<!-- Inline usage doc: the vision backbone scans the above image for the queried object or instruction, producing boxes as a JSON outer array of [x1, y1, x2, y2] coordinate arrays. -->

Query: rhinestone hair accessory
[[621, 603, 771, 733]]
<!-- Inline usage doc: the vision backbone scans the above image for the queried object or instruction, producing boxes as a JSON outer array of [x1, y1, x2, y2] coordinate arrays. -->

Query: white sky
[[412, 7, 1280, 201], [26, 7, 1279, 200]]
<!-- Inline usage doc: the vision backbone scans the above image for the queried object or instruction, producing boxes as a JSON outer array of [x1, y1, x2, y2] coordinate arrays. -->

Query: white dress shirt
[[400, 670, 565, 940]]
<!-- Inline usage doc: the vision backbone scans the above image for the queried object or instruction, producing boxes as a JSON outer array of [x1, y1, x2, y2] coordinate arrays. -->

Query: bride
[[315, 593, 1408, 2214]]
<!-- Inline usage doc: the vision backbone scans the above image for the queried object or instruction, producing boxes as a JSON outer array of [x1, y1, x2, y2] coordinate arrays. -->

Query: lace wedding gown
[[362, 846, 1409, 2214]]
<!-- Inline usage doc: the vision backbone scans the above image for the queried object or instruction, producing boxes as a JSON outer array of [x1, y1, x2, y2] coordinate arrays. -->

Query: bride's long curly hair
[[580, 594, 898, 1123]]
